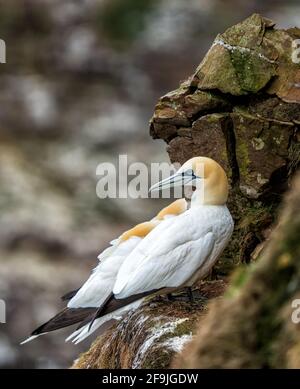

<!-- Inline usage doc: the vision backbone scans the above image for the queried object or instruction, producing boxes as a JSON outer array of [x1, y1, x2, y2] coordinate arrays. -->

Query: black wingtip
[[88, 293, 114, 332], [75, 289, 160, 333], [31, 307, 96, 336]]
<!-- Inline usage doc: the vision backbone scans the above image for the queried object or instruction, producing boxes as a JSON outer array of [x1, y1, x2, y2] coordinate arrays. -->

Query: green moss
[[173, 320, 194, 337], [250, 201, 300, 367], [225, 265, 253, 298], [255, 266, 297, 366], [222, 14, 266, 48], [236, 141, 250, 177], [230, 50, 275, 93], [218, 189, 300, 367], [142, 348, 173, 369], [238, 203, 271, 230]]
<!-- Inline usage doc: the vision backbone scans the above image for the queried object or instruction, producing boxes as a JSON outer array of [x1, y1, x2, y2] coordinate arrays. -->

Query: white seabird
[[67, 156, 234, 344], [23, 156, 233, 344], [21, 198, 187, 344], [114, 156, 233, 298]]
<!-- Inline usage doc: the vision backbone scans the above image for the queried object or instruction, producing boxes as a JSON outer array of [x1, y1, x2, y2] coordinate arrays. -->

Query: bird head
[[149, 157, 229, 205]]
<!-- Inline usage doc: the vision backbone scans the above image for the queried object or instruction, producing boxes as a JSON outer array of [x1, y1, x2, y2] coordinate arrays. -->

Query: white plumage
[[22, 156, 234, 345], [113, 205, 233, 298], [67, 199, 187, 309], [68, 236, 142, 309]]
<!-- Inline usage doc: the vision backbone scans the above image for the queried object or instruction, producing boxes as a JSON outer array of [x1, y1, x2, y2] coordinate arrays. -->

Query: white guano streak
[[212, 38, 276, 64], [132, 317, 189, 369], [162, 333, 193, 353]]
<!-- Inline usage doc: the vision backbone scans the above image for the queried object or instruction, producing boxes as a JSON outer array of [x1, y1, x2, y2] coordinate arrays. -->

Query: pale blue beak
[[149, 171, 198, 193]]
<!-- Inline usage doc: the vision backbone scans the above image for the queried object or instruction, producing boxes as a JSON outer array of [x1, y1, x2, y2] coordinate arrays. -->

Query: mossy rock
[[150, 13, 299, 276]]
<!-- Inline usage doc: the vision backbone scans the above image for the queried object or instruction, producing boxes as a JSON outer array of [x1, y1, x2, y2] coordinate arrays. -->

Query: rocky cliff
[[72, 14, 300, 369]]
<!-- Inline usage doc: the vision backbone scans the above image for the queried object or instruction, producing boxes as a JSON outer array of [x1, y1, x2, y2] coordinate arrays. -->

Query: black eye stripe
[[180, 169, 198, 178]]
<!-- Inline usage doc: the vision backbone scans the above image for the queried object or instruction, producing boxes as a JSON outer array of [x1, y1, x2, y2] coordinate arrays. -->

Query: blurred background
[[0, 0, 299, 369]]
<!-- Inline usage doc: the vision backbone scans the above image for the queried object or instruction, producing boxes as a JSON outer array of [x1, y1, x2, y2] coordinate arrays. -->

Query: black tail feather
[[31, 307, 96, 336], [32, 289, 162, 337], [75, 289, 161, 331], [101, 289, 160, 317]]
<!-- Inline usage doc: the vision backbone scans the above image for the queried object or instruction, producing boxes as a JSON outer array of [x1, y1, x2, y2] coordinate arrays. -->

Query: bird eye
[[185, 169, 194, 176]]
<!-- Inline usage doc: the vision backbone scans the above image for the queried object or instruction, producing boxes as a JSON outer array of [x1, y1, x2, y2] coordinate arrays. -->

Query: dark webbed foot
[[167, 293, 175, 301], [186, 287, 195, 303], [156, 289, 199, 303]]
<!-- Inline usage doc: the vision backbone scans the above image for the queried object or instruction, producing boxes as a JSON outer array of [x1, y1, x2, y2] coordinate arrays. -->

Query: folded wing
[[113, 212, 215, 298], [68, 236, 142, 308]]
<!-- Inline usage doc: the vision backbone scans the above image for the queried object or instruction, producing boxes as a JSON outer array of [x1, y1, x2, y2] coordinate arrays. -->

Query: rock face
[[72, 14, 300, 369], [151, 13, 299, 189], [151, 13, 300, 273]]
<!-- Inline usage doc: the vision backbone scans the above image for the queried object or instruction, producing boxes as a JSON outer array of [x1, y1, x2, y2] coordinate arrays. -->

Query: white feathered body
[[22, 158, 235, 346], [113, 205, 234, 298], [68, 236, 143, 309], [67, 204, 233, 343]]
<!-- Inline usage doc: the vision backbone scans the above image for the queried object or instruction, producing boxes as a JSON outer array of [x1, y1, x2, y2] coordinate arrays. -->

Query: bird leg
[[167, 293, 175, 301], [186, 287, 195, 303]]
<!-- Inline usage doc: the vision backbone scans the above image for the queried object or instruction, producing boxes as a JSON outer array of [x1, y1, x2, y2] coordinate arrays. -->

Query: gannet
[[67, 157, 233, 343], [21, 198, 187, 344], [114, 157, 233, 296]]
